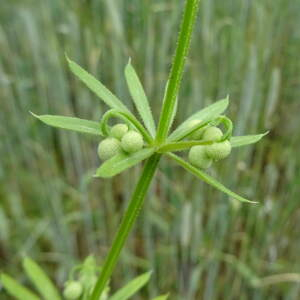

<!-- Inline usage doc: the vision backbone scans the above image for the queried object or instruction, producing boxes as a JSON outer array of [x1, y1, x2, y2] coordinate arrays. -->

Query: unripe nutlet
[[98, 137, 121, 161], [202, 126, 223, 142], [206, 140, 232, 161], [121, 130, 144, 153], [63, 281, 83, 300], [188, 145, 212, 169], [110, 124, 128, 140]]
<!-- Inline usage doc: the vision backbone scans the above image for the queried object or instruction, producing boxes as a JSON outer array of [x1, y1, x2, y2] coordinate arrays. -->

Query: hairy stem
[[156, 0, 200, 143], [90, 154, 161, 300], [91, 1, 201, 298]]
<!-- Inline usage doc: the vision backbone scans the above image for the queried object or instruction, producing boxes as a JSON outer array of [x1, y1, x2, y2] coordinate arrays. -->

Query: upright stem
[[90, 1, 200, 299], [156, 0, 200, 143], [90, 154, 161, 300]]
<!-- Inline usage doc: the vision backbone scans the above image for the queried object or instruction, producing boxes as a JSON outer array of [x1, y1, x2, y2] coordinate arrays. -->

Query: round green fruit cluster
[[98, 123, 144, 161], [188, 125, 232, 169]]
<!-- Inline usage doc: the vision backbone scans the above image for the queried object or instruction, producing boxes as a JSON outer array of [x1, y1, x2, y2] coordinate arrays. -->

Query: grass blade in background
[[0, 274, 40, 300], [125, 61, 156, 137], [109, 271, 152, 300], [22, 257, 61, 300], [31, 113, 101, 136]]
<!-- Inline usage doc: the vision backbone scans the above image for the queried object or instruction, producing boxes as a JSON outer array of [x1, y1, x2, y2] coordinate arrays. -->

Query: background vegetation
[[1, 0, 300, 299]]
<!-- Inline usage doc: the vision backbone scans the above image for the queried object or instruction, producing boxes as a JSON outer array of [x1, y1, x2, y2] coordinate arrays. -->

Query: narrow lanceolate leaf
[[167, 153, 257, 204], [125, 61, 156, 137], [168, 97, 229, 142], [66, 56, 129, 112], [22, 257, 61, 300], [230, 132, 268, 148], [158, 140, 213, 153], [109, 271, 152, 300], [0, 274, 40, 300], [95, 148, 154, 178], [151, 294, 169, 300], [31, 113, 101, 136]]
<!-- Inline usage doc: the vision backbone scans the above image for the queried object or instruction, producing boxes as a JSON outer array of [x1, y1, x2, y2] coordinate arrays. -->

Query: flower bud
[[206, 140, 231, 161], [98, 137, 121, 161], [121, 131, 144, 153], [63, 281, 83, 300], [188, 145, 212, 169], [202, 126, 223, 142], [110, 124, 129, 140]]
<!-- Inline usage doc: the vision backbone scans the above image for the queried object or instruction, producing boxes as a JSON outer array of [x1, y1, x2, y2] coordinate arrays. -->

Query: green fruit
[[63, 281, 83, 300], [202, 126, 223, 142], [110, 124, 129, 140], [98, 137, 121, 161], [121, 130, 144, 153], [206, 140, 232, 161], [188, 145, 212, 169]]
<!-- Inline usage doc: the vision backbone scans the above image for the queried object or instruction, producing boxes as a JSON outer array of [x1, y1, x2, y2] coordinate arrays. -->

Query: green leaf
[[0, 274, 40, 300], [95, 148, 154, 178], [125, 61, 156, 137], [158, 140, 213, 153], [31, 113, 101, 136], [109, 271, 152, 300], [230, 132, 268, 148], [151, 294, 169, 300], [22, 257, 61, 300], [167, 153, 257, 204], [168, 97, 229, 142], [66, 56, 129, 112]]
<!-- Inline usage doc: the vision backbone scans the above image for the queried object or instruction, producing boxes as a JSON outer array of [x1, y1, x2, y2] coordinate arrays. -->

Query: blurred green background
[[1, 0, 300, 299]]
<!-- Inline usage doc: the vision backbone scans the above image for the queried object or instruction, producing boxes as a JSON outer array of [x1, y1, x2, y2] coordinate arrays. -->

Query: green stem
[[90, 154, 161, 300], [90, 1, 201, 298], [156, 0, 200, 143]]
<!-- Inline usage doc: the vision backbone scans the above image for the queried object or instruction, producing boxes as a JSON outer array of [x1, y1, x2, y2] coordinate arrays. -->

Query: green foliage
[[30, 113, 102, 136], [109, 271, 151, 300], [1, 0, 299, 299], [66, 56, 129, 113], [125, 61, 156, 137], [230, 132, 269, 147], [167, 153, 257, 204], [0, 274, 40, 300], [1, 257, 167, 300], [30, 1, 267, 298], [22, 257, 62, 300], [95, 148, 155, 178]]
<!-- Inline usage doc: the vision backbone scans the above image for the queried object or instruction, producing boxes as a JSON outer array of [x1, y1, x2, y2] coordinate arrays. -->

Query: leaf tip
[[29, 111, 39, 119], [65, 52, 71, 63], [263, 130, 270, 137]]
